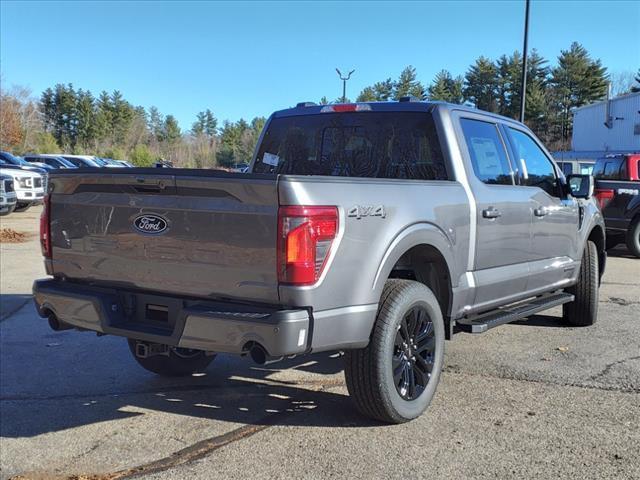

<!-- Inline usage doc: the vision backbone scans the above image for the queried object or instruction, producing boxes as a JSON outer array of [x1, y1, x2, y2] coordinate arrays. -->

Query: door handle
[[482, 207, 501, 219], [534, 207, 549, 217]]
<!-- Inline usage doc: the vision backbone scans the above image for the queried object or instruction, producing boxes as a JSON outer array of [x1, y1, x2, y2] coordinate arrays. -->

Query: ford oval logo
[[133, 214, 168, 235]]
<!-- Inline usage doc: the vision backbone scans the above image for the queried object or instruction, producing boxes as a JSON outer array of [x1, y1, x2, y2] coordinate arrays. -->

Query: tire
[[13, 203, 31, 213], [127, 339, 216, 377], [344, 279, 445, 424], [625, 217, 640, 258], [563, 240, 599, 326]]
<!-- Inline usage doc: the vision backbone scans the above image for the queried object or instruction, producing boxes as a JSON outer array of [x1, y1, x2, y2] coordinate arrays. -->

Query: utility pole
[[519, 0, 530, 123], [336, 68, 355, 103]]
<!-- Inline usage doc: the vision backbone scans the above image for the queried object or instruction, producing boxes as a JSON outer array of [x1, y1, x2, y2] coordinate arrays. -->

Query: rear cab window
[[253, 112, 448, 180]]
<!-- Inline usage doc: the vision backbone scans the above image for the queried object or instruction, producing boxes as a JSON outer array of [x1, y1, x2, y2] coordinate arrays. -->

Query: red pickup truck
[[593, 153, 640, 257]]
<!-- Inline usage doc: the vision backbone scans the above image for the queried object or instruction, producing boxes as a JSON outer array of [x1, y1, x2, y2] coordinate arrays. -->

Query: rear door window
[[253, 112, 448, 180], [459, 118, 514, 185]]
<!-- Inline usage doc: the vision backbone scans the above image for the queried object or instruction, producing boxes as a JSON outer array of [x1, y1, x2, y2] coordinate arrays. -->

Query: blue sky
[[1, 1, 638, 130]]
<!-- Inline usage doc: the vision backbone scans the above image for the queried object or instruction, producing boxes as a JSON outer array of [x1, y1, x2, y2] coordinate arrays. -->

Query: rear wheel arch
[[386, 244, 453, 322]]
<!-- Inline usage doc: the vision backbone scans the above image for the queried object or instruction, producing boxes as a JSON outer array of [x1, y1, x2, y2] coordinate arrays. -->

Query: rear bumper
[[32, 278, 310, 357]]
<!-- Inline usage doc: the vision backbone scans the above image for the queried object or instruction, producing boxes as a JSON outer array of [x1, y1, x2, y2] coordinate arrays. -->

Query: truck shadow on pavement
[[1, 347, 380, 439], [510, 314, 568, 328], [0, 293, 32, 321]]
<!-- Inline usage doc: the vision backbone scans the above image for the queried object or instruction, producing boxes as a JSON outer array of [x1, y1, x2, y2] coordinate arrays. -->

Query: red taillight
[[278, 206, 338, 285], [40, 194, 51, 258], [594, 188, 614, 210]]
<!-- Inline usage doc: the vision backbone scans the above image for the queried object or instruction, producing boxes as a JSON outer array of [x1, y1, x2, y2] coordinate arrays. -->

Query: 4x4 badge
[[347, 205, 386, 219]]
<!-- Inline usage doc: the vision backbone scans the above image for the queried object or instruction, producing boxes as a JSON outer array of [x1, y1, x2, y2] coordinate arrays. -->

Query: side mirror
[[567, 174, 594, 199]]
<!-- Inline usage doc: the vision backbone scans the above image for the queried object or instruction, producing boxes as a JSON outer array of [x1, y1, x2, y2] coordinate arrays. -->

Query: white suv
[[0, 168, 45, 212], [0, 174, 18, 216]]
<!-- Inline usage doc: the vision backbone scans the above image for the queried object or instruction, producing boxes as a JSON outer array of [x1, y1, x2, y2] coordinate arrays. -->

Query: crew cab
[[33, 100, 605, 423], [593, 153, 640, 257]]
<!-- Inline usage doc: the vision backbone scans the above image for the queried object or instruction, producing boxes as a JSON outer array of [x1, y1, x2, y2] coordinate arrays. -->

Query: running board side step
[[456, 292, 574, 334]]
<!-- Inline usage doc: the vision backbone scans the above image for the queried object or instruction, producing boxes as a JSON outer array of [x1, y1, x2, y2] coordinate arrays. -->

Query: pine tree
[[495, 52, 522, 118], [147, 106, 164, 141], [204, 109, 217, 136], [373, 79, 394, 101], [428, 70, 464, 103], [464, 57, 499, 112], [163, 115, 181, 144], [95, 91, 113, 144], [356, 87, 377, 102], [394, 66, 426, 100], [192, 111, 207, 136], [550, 42, 608, 146], [40, 88, 56, 133], [75, 89, 96, 149], [110, 90, 134, 146], [193, 109, 218, 136]]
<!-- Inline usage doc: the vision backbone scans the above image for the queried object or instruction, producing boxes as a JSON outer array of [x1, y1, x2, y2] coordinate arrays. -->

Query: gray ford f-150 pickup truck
[[34, 100, 605, 423]]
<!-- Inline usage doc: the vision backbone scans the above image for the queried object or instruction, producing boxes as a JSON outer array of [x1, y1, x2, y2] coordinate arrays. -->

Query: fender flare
[[371, 222, 457, 298]]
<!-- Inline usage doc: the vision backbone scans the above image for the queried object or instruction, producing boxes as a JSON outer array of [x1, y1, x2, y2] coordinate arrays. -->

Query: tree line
[[1, 85, 266, 168], [349, 43, 637, 150], [1, 41, 638, 166]]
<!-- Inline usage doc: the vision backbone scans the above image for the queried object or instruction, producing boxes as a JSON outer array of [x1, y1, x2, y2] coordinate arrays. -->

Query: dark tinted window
[[603, 160, 622, 179], [508, 128, 559, 197], [460, 118, 513, 185], [253, 112, 447, 180], [62, 157, 83, 167]]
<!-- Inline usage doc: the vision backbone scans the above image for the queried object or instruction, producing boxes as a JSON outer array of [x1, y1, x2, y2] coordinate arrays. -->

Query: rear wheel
[[344, 279, 445, 424], [626, 217, 640, 258], [563, 240, 599, 326], [127, 339, 216, 376]]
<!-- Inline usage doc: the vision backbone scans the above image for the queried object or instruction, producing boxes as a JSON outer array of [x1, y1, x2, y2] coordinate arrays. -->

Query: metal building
[[572, 91, 640, 153]]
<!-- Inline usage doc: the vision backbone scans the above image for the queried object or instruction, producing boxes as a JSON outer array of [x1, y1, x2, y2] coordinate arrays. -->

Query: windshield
[[2, 152, 30, 166], [253, 112, 447, 180]]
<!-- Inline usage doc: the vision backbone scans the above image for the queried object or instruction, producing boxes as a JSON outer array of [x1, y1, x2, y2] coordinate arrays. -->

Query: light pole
[[336, 68, 355, 103], [519, 0, 530, 123]]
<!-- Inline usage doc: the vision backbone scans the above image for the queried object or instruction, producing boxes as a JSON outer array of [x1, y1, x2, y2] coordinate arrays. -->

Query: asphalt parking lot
[[1, 207, 639, 480]]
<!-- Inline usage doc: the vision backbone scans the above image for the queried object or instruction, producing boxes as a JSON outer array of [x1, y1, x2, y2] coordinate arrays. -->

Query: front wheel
[[128, 339, 216, 376], [626, 217, 640, 258], [344, 279, 445, 424], [563, 240, 599, 326]]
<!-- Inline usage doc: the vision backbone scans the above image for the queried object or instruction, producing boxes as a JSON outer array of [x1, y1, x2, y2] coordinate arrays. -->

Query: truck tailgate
[[48, 170, 279, 303]]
